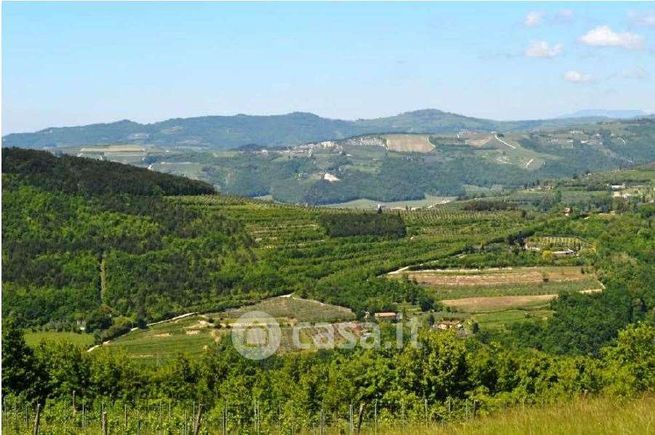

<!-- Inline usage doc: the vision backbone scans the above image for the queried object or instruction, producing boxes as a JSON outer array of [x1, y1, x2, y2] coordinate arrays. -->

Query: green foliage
[[603, 323, 655, 395], [2, 152, 255, 331], [2, 148, 214, 196], [2, 320, 46, 401], [319, 212, 406, 238], [2, 323, 654, 432]]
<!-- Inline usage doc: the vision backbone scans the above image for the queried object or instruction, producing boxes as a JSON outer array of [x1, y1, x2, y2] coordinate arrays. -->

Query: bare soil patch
[[403, 267, 589, 287], [384, 134, 434, 153]]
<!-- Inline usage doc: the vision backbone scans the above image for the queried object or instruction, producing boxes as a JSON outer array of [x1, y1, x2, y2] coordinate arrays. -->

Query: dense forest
[[2, 148, 215, 196], [2, 150, 261, 337]]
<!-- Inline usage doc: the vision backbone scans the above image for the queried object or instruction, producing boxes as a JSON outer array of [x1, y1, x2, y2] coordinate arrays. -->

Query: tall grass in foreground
[[373, 395, 655, 435]]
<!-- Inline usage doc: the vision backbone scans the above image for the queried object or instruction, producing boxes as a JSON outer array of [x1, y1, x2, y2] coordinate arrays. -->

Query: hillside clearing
[[441, 294, 556, 312], [24, 331, 94, 348], [394, 266, 597, 288], [384, 134, 434, 153], [218, 295, 355, 323]]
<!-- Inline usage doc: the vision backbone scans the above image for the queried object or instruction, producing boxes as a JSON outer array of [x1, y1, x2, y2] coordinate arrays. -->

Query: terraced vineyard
[[388, 266, 602, 330], [175, 196, 537, 286], [107, 295, 358, 363]]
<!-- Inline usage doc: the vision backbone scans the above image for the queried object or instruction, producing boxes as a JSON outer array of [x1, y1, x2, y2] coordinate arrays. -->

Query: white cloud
[[525, 41, 563, 58], [564, 70, 592, 83], [579, 26, 644, 49], [524, 11, 544, 27]]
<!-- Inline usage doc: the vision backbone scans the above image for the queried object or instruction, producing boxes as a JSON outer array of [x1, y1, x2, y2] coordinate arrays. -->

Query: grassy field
[[373, 395, 655, 435], [441, 294, 555, 313], [397, 266, 595, 287], [392, 267, 601, 299], [24, 331, 94, 348], [472, 308, 553, 330], [105, 316, 218, 363]]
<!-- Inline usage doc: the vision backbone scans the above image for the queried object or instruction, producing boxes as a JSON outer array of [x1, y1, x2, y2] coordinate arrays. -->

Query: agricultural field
[[321, 194, 454, 210], [24, 331, 95, 348], [220, 295, 355, 323], [524, 236, 592, 253], [3, 388, 652, 434], [97, 200, 544, 360], [397, 266, 598, 288], [383, 134, 434, 153], [105, 315, 218, 362], [389, 266, 603, 329], [106, 296, 358, 363]]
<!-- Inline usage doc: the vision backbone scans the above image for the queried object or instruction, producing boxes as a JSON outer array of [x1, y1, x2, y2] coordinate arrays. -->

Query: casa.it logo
[[231, 311, 281, 360]]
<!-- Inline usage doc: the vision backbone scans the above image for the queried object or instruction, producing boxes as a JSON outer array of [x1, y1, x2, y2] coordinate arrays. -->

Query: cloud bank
[[579, 26, 644, 49]]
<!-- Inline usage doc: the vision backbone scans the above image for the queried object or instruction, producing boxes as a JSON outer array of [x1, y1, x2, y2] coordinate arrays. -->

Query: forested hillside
[[130, 118, 655, 205], [2, 109, 610, 150], [2, 149, 436, 337], [1, 150, 264, 338], [2, 148, 214, 196]]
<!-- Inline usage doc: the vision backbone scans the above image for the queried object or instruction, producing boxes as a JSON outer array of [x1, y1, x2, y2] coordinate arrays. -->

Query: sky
[[3, 2, 655, 134]]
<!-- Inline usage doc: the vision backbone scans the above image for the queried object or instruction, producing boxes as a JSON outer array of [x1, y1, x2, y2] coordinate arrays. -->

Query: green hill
[[140, 118, 655, 205], [1, 150, 262, 338], [2, 109, 611, 150], [2, 147, 215, 196]]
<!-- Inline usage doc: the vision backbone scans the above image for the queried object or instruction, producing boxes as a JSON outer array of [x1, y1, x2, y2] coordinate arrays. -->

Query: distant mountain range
[[559, 109, 648, 120], [2, 109, 637, 150]]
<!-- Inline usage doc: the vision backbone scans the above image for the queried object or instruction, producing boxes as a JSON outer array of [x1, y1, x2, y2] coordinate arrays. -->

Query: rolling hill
[[2, 109, 615, 150], [142, 118, 655, 205], [559, 109, 648, 119]]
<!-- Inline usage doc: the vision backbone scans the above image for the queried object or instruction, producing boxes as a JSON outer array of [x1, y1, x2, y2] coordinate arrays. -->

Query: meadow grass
[[472, 308, 552, 330], [371, 395, 655, 435], [24, 331, 94, 348]]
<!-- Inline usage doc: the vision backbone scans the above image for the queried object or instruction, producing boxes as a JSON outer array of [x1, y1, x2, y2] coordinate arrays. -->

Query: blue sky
[[3, 2, 655, 133]]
